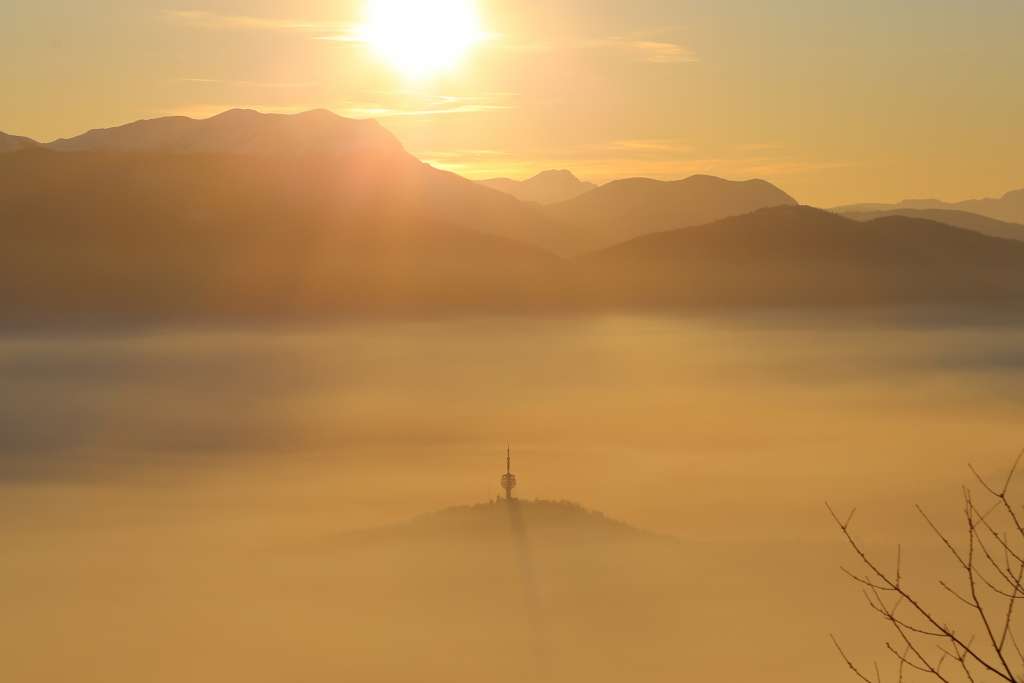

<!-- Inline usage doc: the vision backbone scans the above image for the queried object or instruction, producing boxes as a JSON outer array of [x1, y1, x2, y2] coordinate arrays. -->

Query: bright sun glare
[[360, 0, 485, 79]]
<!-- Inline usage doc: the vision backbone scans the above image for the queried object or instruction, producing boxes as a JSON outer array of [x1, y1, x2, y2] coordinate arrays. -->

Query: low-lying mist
[[2, 313, 1023, 681]]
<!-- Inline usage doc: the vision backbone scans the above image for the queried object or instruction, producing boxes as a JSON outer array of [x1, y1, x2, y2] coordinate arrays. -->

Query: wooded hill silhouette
[[479, 169, 597, 205]]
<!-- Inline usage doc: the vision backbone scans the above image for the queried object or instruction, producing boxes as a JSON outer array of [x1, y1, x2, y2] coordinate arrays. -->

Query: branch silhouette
[[830, 449, 1024, 682]]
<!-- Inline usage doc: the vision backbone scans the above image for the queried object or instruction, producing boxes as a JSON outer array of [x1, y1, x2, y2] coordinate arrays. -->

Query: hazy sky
[[4, 0, 1023, 206]]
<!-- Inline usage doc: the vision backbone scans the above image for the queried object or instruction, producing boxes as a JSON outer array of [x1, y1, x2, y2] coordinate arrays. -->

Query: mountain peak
[[543, 174, 799, 252], [208, 107, 262, 121], [531, 168, 580, 182], [478, 168, 597, 205]]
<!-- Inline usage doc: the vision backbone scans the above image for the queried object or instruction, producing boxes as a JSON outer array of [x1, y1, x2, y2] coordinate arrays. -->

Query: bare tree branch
[[829, 451, 1024, 683]]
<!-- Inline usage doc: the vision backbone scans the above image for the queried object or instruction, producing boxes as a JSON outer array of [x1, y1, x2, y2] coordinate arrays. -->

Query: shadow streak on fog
[[506, 498, 550, 679]]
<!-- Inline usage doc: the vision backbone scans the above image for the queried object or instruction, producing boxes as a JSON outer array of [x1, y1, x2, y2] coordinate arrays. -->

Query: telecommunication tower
[[501, 446, 517, 501]]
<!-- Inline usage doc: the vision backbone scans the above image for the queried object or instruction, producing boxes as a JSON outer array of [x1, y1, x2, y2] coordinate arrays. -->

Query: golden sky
[[4, 0, 1023, 206]]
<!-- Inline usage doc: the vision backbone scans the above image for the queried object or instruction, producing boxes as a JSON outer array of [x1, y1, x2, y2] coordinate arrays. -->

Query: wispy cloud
[[156, 93, 514, 123], [495, 24, 696, 65], [606, 139, 695, 154], [586, 38, 698, 64], [420, 140, 846, 186], [176, 78, 321, 89], [734, 142, 783, 153], [162, 9, 691, 67], [161, 9, 348, 34], [341, 93, 513, 119]]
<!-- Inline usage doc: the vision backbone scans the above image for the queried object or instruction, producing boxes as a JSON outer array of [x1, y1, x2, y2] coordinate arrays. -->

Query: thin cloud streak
[[176, 78, 322, 89], [586, 38, 698, 64], [161, 9, 349, 34], [163, 9, 691, 65], [342, 104, 511, 119], [607, 139, 695, 154], [157, 93, 513, 123], [500, 34, 697, 64], [344, 92, 516, 118], [421, 143, 847, 185]]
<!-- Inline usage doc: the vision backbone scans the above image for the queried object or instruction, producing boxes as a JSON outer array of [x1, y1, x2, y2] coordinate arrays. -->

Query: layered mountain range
[[2, 108, 1023, 320], [838, 207, 1024, 243], [835, 188, 1024, 226]]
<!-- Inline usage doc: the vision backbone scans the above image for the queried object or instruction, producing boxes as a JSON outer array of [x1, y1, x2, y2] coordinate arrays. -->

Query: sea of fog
[[2, 313, 1023, 681]]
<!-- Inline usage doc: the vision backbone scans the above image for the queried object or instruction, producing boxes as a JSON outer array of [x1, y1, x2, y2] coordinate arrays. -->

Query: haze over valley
[[4, 2, 1024, 682]]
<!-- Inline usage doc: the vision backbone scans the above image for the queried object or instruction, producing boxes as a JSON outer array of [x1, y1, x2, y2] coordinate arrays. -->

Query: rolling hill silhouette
[[836, 187, 1024, 225], [585, 205, 1024, 308], [543, 175, 798, 252], [479, 169, 597, 204], [840, 208, 1024, 243]]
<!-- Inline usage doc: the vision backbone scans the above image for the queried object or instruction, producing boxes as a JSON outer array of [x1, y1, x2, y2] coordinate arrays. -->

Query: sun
[[359, 0, 485, 80]]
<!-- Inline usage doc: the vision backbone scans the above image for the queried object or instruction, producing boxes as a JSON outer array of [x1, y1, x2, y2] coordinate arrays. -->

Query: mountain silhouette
[[0, 145, 565, 320], [835, 187, 1024, 225], [5, 110, 1024, 319], [0, 132, 39, 152], [479, 169, 597, 205], [585, 205, 1024, 307], [543, 174, 798, 252], [4, 109, 597, 255], [840, 208, 1024, 243], [2, 111, 805, 258]]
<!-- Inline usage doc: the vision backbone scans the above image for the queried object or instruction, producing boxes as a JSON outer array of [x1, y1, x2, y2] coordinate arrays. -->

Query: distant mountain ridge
[[44, 108, 404, 157], [0, 109, 804, 256], [835, 187, 1024, 225], [478, 169, 597, 205], [840, 208, 1024, 243], [0, 108, 585, 320], [542, 175, 799, 252], [585, 205, 1024, 307]]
